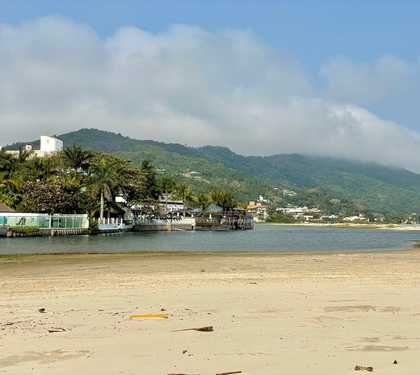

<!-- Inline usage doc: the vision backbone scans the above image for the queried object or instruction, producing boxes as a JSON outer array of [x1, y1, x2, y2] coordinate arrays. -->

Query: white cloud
[[320, 56, 417, 105], [1, 17, 420, 171]]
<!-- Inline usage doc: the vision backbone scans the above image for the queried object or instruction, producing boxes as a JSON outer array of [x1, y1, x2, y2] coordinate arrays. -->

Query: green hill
[[9, 128, 420, 215]]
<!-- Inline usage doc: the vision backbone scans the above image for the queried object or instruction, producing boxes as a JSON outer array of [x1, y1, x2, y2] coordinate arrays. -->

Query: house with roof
[[247, 200, 269, 222]]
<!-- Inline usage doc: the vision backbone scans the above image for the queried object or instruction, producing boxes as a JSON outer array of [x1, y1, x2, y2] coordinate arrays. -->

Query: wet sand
[[1, 250, 420, 374]]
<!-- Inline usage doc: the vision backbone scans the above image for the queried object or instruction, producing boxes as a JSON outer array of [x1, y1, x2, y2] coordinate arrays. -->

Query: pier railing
[[0, 213, 89, 229], [135, 217, 196, 226]]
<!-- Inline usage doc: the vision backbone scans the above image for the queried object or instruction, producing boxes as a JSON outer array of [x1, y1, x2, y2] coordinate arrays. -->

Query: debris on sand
[[354, 365, 373, 372], [174, 326, 214, 333], [38, 308, 46, 313], [48, 327, 66, 333], [2, 322, 17, 327], [393, 360, 398, 365], [216, 371, 242, 375], [129, 313, 169, 320]]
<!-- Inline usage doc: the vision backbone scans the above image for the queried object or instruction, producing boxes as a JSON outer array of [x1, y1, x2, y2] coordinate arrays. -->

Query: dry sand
[[1, 250, 420, 374]]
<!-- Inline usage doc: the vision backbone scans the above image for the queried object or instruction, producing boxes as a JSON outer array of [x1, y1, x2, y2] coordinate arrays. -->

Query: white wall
[[40, 136, 63, 154]]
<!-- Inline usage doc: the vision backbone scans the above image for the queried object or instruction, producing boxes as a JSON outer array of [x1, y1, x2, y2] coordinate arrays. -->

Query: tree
[[20, 178, 85, 214], [266, 211, 296, 224], [88, 157, 119, 222], [24, 156, 60, 182], [0, 145, 182, 222], [0, 149, 31, 207], [16, 148, 32, 164], [118, 164, 148, 205], [62, 145, 93, 172], [210, 191, 236, 211], [0, 176, 23, 208], [174, 182, 194, 215], [196, 193, 211, 210], [158, 176, 177, 194], [139, 160, 159, 201], [0, 150, 18, 179]]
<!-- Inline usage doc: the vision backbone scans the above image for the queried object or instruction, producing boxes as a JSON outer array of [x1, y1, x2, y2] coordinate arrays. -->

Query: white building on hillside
[[39, 136, 63, 155], [1, 136, 63, 158]]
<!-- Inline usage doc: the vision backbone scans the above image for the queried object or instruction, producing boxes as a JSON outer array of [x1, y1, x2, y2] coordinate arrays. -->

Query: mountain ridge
[[7, 128, 420, 215]]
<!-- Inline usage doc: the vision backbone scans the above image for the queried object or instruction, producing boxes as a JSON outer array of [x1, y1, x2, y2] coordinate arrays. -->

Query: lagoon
[[1, 224, 420, 255]]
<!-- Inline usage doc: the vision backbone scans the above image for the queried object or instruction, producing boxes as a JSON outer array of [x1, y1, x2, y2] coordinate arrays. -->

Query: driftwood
[[48, 327, 66, 333], [129, 313, 169, 320], [354, 365, 373, 372], [167, 371, 241, 375], [174, 326, 214, 332]]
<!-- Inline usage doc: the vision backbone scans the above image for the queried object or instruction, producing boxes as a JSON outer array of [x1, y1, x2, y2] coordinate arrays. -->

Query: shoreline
[[263, 222, 420, 230], [0, 242, 418, 259]]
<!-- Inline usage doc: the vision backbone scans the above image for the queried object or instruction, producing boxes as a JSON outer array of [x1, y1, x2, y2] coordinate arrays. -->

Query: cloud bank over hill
[[1, 17, 420, 170]]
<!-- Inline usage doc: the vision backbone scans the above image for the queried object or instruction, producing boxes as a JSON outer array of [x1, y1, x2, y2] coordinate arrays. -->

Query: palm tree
[[210, 191, 236, 211], [17, 148, 32, 164], [174, 183, 193, 216], [196, 193, 211, 210], [139, 160, 159, 200], [26, 156, 60, 181], [63, 145, 93, 172], [158, 176, 177, 195], [88, 158, 118, 222], [0, 175, 25, 208], [0, 148, 32, 181], [0, 149, 18, 179]]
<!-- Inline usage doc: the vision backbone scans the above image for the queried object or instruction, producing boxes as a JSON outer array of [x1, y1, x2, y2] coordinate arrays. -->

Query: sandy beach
[[1, 250, 420, 375], [265, 222, 420, 231]]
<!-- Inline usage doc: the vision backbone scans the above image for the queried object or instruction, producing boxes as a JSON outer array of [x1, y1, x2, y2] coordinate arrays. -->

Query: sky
[[1, 1, 420, 170]]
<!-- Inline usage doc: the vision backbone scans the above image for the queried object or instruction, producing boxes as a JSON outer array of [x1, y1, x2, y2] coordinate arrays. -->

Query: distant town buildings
[[320, 214, 339, 221], [282, 189, 297, 197], [276, 206, 321, 222], [257, 195, 270, 204], [342, 214, 367, 222], [182, 170, 201, 178], [247, 197, 270, 222], [1, 136, 63, 158]]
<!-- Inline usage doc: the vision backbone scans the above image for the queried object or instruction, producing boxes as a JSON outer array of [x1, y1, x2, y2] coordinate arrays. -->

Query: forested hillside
[[8, 128, 420, 215]]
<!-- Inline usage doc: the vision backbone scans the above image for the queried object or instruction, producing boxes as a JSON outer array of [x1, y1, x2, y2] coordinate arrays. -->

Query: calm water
[[1, 225, 420, 255]]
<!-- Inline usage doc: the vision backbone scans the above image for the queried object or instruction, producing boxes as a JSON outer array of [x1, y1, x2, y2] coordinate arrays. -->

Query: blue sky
[[2, 1, 420, 169]]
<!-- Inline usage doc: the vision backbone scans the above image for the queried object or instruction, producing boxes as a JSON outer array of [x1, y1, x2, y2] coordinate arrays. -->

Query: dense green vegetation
[[0, 145, 237, 218], [266, 212, 297, 224], [8, 128, 420, 215], [0, 146, 160, 220]]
